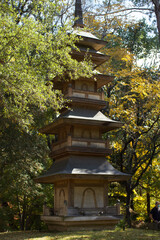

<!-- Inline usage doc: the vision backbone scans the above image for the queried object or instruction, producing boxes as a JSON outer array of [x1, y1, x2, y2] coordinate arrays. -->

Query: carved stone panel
[[74, 187, 104, 208], [54, 187, 68, 216]]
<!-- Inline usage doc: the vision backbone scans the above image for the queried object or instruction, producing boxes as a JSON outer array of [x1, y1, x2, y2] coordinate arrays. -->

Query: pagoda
[[35, 0, 130, 231]]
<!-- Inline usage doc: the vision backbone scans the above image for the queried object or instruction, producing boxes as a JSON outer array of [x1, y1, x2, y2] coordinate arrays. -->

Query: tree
[[84, 0, 160, 42], [105, 66, 160, 226], [0, 0, 93, 230], [136, 156, 160, 221], [0, 0, 93, 126], [85, 12, 160, 226], [132, 0, 160, 42]]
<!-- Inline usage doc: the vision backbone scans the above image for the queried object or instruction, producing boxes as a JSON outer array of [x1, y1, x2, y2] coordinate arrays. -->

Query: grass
[[0, 229, 160, 240]]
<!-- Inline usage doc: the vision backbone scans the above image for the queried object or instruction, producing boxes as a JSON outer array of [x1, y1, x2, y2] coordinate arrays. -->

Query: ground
[[0, 229, 160, 240]]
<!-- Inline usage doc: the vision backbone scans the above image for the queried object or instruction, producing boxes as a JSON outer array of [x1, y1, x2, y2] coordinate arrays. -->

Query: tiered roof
[[35, 0, 130, 183]]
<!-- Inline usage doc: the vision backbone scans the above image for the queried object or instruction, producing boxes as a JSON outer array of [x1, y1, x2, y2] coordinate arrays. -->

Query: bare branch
[[89, 7, 154, 17]]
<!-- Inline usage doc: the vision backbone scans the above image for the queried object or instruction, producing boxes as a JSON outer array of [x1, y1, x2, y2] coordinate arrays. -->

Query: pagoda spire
[[73, 0, 85, 28]]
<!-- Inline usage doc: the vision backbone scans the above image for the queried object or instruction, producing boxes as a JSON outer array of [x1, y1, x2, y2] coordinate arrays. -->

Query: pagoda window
[[73, 127, 81, 138], [62, 131, 67, 140], [74, 80, 94, 92], [81, 83, 88, 91], [59, 131, 67, 141], [75, 80, 81, 90], [82, 129, 91, 139], [91, 128, 100, 139]]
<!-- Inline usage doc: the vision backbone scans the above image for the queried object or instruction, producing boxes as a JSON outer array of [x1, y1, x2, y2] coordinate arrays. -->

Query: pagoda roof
[[60, 108, 117, 122], [66, 97, 107, 110], [94, 71, 114, 88], [72, 29, 107, 51], [73, 29, 99, 40], [35, 156, 130, 183], [39, 108, 123, 134], [71, 46, 109, 67], [53, 72, 113, 90], [72, 0, 107, 51]]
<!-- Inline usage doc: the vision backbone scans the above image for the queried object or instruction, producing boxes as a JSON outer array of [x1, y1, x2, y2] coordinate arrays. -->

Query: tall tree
[[85, 13, 160, 226], [105, 64, 160, 226], [132, 0, 160, 42], [0, 0, 93, 230], [84, 0, 160, 43]]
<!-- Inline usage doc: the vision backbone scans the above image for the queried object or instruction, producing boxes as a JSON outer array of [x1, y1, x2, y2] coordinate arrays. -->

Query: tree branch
[[131, 142, 157, 190], [90, 7, 154, 17]]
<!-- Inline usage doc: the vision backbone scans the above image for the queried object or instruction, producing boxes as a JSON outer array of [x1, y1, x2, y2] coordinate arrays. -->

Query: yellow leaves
[[121, 53, 133, 63], [134, 193, 144, 202], [113, 142, 123, 150]]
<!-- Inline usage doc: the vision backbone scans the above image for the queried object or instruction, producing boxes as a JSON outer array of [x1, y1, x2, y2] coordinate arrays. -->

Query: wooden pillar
[[94, 81, 97, 92], [68, 84, 73, 96], [101, 91, 104, 100], [116, 202, 121, 215], [103, 181, 109, 209], [54, 183, 58, 215], [67, 179, 74, 208]]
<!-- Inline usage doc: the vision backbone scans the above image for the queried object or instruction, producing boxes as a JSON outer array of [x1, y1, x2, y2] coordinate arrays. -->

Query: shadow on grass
[[0, 229, 159, 240]]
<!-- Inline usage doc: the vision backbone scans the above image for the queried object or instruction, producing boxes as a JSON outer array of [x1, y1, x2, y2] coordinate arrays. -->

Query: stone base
[[41, 215, 122, 231]]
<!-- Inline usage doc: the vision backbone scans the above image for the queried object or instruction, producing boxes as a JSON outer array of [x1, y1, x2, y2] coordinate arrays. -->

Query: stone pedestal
[[41, 215, 122, 231]]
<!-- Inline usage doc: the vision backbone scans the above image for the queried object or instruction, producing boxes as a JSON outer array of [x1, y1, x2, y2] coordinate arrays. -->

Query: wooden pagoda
[[35, 0, 130, 231]]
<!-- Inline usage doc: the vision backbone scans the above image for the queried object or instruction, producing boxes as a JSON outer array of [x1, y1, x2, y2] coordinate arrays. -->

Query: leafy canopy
[[0, 0, 93, 128]]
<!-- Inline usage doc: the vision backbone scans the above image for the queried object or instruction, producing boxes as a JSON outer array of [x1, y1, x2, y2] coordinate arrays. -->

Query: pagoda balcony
[[51, 136, 112, 157], [64, 86, 104, 101], [52, 136, 110, 151]]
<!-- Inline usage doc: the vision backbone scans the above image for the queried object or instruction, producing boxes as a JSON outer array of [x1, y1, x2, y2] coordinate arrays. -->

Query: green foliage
[[0, 121, 50, 230], [0, 5, 92, 126], [0, 0, 94, 231], [1, 0, 160, 231], [117, 20, 159, 57], [104, 64, 160, 224], [127, 0, 160, 42], [87, 4, 160, 223]]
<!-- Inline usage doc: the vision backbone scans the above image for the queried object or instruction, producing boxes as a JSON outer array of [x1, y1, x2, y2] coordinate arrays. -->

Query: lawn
[[0, 229, 160, 240]]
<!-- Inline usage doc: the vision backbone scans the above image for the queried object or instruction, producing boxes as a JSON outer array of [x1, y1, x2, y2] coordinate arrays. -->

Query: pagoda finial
[[73, 0, 85, 28]]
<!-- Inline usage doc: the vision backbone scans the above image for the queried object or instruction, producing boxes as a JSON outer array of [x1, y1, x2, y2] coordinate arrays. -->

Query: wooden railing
[[52, 136, 110, 151], [64, 87, 104, 101]]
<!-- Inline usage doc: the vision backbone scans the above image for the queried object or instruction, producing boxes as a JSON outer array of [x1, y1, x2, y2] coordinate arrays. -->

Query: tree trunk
[[130, 192, 134, 211], [125, 181, 132, 227], [147, 192, 151, 222], [152, 0, 160, 43], [18, 196, 26, 230]]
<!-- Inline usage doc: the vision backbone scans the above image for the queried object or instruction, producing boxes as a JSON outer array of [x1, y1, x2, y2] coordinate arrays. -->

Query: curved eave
[[78, 37, 107, 51], [53, 74, 113, 90], [39, 118, 123, 135], [39, 108, 123, 134], [66, 97, 107, 110], [75, 73, 114, 88], [65, 118, 123, 129], [35, 156, 130, 184], [94, 74, 114, 88], [49, 146, 112, 159], [35, 173, 130, 184], [70, 30, 107, 51], [71, 48, 110, 67]]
